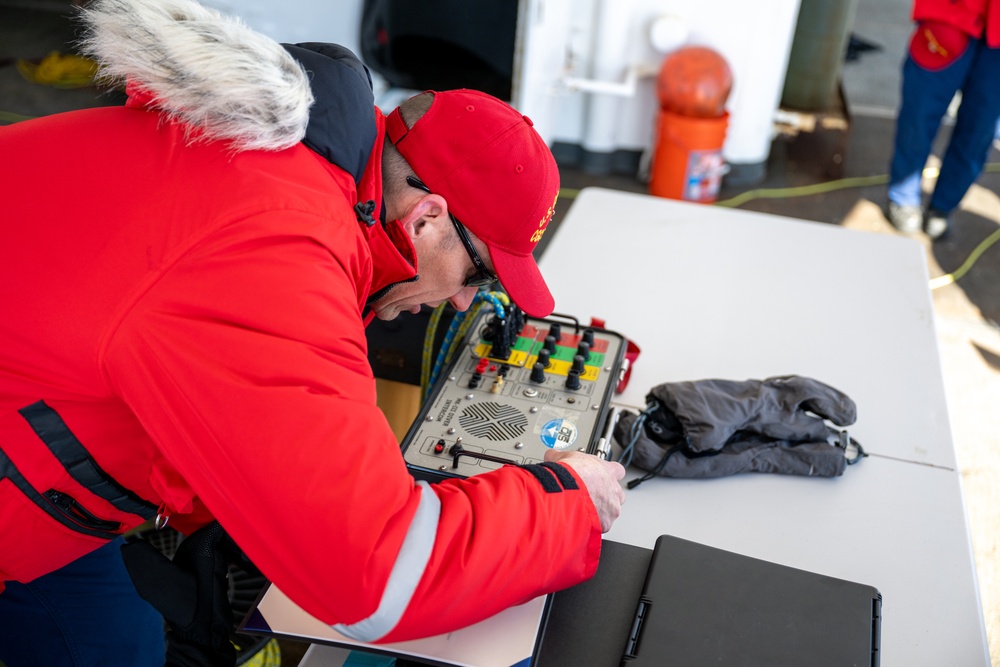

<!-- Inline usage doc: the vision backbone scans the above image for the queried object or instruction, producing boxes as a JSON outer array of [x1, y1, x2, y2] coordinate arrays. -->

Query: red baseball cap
[[384, 90, 559, 317], [909, 21, 969, 70]]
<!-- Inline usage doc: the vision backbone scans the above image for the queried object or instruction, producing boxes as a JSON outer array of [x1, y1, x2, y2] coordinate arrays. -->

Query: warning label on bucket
[[684, 150, 725, 202]]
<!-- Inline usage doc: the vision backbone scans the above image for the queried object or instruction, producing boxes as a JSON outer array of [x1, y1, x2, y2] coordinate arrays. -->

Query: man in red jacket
[[0, 0, 625, 664], [885, 0, 1000, 239]]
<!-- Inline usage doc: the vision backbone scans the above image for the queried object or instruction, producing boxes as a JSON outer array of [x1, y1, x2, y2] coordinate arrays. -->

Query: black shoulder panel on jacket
[[282, 43, 377, 185]]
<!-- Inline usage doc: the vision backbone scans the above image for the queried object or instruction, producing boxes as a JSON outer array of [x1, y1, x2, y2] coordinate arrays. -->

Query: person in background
[[0, 0, 626, 664], [886, 0, 1000, 240]]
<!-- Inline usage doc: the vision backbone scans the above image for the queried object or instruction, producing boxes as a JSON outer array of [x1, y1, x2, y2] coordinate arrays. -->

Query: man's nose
[[448, 285, 479, 312]]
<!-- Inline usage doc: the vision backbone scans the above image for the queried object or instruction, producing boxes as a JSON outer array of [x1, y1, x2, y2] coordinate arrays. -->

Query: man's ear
[[399, 193, 449, 240]]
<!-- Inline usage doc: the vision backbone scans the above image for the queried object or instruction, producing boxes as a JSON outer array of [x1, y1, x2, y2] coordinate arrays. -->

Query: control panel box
[[400, 309, 628, 483]]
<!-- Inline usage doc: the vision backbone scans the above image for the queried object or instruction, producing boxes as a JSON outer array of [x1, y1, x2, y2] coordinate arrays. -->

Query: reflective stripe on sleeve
[[333, 480, 441, 642]]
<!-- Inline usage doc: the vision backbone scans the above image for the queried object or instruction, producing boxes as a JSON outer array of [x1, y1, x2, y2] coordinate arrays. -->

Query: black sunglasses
[[406, 175, 498, 287]]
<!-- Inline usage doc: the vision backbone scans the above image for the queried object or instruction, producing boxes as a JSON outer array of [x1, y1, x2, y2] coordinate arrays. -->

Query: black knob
[[572, 354, 586, 374], [543, 335, 556, 352], [577, 341, 591, 361], [566, 369, 581, 390], [548, 323, 562, 341], [537, 348, 551, 368], [530, 362, 546, 383], [582, 328, 595, 346]]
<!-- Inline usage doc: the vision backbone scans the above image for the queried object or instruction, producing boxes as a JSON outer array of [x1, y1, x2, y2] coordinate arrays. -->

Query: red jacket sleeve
[[102, 210, 601, 642]]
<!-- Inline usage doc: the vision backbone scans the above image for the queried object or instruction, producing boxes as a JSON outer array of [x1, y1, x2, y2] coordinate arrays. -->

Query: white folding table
[[536, 187, 988, 666]]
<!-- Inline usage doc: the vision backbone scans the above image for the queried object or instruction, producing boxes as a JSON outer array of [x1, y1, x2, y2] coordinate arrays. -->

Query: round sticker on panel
[[540, 418, 578, 450]]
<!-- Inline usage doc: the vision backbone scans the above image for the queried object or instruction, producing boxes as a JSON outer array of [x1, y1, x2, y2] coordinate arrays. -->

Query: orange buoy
[[656, 46, 732, 117]]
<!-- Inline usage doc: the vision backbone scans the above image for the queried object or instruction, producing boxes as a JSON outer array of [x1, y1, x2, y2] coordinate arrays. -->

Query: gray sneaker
[[886, 201, 923, 233], [924, 209, 952, 240]]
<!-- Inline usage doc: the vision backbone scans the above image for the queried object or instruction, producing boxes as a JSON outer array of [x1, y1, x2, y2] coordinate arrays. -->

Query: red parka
[[0, 39, 601, 643]]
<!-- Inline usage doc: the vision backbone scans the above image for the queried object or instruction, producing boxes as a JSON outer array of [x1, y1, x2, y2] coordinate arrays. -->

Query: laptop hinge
[[870, 594, 882, 667], [622, 597, 651, 661]]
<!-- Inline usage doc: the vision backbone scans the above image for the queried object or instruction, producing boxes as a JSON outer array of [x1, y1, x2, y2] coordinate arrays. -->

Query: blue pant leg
[[888, 49, 973, 206], [930, 41, 1000, 213], [0, 537, 164, 667]]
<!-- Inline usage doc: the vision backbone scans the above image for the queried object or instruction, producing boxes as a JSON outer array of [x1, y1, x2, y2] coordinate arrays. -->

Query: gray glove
[[614, 375, 864, 487]]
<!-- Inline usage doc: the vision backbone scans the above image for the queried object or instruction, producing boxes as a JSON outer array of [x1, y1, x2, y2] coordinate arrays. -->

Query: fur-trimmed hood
[[79, 0, 314, 153], [79, 0, 379, 180]]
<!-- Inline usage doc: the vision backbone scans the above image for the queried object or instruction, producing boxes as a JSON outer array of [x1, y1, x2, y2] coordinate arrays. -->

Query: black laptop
[[536, 535, 881, 667]]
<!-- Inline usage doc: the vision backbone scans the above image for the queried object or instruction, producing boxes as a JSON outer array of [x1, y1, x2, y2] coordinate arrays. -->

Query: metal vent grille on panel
[[459, 402, 529, 441]]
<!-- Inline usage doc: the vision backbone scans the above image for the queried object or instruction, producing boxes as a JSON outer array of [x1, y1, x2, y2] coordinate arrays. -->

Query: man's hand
[[543, 449, 626, 532]]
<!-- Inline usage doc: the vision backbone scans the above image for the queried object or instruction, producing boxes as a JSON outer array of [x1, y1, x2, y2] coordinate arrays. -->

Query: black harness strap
[[18, 401, 157, 520]]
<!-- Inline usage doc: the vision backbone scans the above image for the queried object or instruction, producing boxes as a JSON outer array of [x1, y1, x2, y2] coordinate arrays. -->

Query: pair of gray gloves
[[613, 375, 865, 489]]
